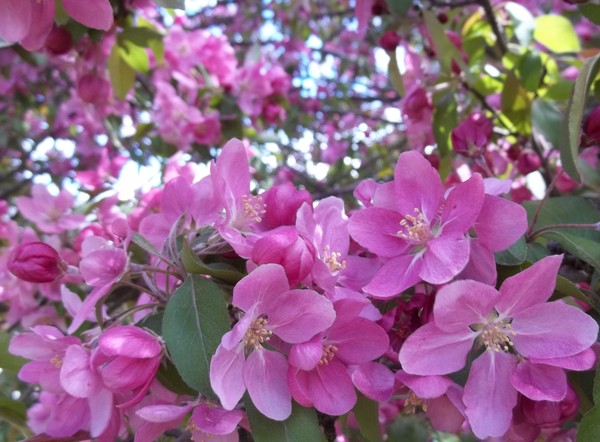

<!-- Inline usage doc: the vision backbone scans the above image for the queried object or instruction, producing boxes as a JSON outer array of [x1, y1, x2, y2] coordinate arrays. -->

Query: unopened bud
[[379, 31, 401, 52], [8, 242, 66, 283], [451, 112, 493, 157], [516, 149, 541, 175]]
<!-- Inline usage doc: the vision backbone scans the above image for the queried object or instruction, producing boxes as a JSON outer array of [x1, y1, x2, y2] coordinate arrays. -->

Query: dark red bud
[[44, 26, 73, 56], [379, 31, 401, 52], [437, 13, 449, 24], [8, 242, 66, 283], [516, 149, 542, 175]]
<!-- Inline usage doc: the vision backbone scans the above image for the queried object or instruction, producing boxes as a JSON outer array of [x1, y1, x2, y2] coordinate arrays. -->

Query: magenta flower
[[399, 255, 598, 439], [210, 264, 335, 420], [15, 184, 85, 234], [451, 112, 493, 157], [348, 151, 484, 297], [7, 241, 66, 283]]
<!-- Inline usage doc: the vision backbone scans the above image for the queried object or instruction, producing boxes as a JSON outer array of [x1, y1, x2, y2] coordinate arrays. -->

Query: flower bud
[[583, 106, 600, 145], [516, 149, 542, 175], [44, 26, 73, 55], [77, 74, 111, 106], [521, 385, 579, 428], [8, 242, 66, 283], [259, 183, 312, 230], [451, 112, 493, 157], [379, 31, 401, 52]]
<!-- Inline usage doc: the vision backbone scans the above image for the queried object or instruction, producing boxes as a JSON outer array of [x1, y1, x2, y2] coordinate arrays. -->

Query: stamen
[[322, 245, 347, 273], [50, 354, 63, 368], [319, 344, 338, 365], [241, 194, 267, 223], [404, 391, 427, 414], [243, 317, 272, 351], [396, 208, 432, 244], [480, 320, 516, 353]]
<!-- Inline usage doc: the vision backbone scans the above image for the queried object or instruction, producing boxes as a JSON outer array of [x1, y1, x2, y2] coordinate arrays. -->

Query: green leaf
[[387, 0, 412, 16], [531, 98, 562, 148], [580, 4, 600, 26], [516, 51, 543, 92], [545, 231, 600, 272], [108, 44, 135, 100], [578, 364, 600, 442], [560, 53, 600, 182], [131, 232, 162, 258], [117, 40, 150, 73], [162, 275, 230, 397], [354, 393, 382, 442], [387, 415, 429, 442], [119, 27, 163, 48], [181, 240, 244, 284], [533, 15, 580, 54], [154, 0, 185, 9], [423, 10, 470, 80], [494, 236, 527, 266], [0, 332, 27, 373], [432, 89, 457, 157], [245, 398, 322, 442], [553, 275, 600, 314], [388, 51, 405, 97], [501, 71, 532, 134], [505, 2, 535, 46], [0, 396, 29, 436]]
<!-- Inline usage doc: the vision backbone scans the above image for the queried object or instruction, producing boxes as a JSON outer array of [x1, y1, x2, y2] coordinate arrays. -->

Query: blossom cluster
[[1, 139, 597, 441]]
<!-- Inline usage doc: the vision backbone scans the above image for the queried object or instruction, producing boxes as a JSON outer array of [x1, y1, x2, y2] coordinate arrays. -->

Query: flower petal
[[395, 370, 452, 399], [191, 404, 243, 435], [419, 234, 469, 284], [463, 351, 517, 439], [60, 345, 101, 398], [475, 195, 528, 252], [351, 362, 394, 401], [510, 361, 567, 401], [529, 348, 596, 371], [440, 174, 484, 235], [348, 208, 410, 258], [99, 325, 162, 358], [363, 254, 422, 298], [244, 350, 291, 421], [0, 0, 31, 42], [233, 264, 289, 312], [209, 344, 246, 410], [399, 322, 475, 375], [62, 0, 114, 30], [511, 301, 598, 359], [496, 255, 562, 315], [288, 338, 323, 371]]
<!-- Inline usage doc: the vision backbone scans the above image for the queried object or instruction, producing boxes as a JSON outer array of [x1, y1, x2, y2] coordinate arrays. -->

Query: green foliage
[[108, 44, 136, 100], [354, 393, 382, 442], [494, 236, 527, 266], [162, 275, 230, 397], [533, 15, 580, 54], [578, 364, 600, 442]]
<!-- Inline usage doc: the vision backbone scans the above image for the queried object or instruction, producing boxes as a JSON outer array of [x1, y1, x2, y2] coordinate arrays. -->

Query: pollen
[[50, 354, 63, 368], [322, 245, 346, 273], [319, 344, 338, 365], [480, 320, 515, 353], [404, 391, 427, 414], [243, 317, 272, 351], [396, 208, 432, 244], [241, 194, 267, 223]]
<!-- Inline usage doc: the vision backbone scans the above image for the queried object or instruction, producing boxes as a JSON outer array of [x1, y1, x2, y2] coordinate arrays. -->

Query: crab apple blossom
[[399, 255, 598, 439], [7, 241, 66, 283], [349, 150, 485, 297]]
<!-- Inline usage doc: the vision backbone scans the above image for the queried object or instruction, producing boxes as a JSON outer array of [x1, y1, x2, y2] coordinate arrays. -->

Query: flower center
[[243, 317, 272, 351], [50, 354, 63, 368], [480, 317, 515, 353], [396, 208, 432, 244], [322, 245, 346, 273], [241, 194, 267, 223], [319, 344, 338, 365], [404, 391, 427, 414]]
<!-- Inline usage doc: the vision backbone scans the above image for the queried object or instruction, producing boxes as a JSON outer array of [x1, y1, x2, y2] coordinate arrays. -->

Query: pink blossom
[[349, 151, 485, 297], [7, 241, 66, 283], [16, 184, 85, 234], [451, 112, 493, 157], [399, 256, 598, 439], [210, 264, 335, 420], [257, 183, 312, 230]]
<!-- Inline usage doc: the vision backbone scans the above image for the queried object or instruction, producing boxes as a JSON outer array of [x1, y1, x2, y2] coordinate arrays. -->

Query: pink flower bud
[[77, 74, 111, 106], [8, 242, 66, 283], [516, 149, 542, 175], [583, 106, 600, 145], [259, 183, 312, 230], [521, 385, 579, 428], [451, 112, 493, 157], [403, 88, 432, 121], [251, 227, 315, 286], [379, 31, 401, 52], [44, 26, 73, 55]]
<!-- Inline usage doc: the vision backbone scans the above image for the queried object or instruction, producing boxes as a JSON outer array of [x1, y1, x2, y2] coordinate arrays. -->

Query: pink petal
[[355, 0, 373, 36], [399, 322, 475, 375], [288, 338, 323, 371], [20, 0, 54, 51], [88, 388, 113, 437], [395, 370, 452, 399], [510, 361, 567, 401], [393, 151, 444, 222], [440, 174, 484, 235], [99, 325, 162, 358], [419, 234, 470, 284], [233, 264, 289, 312], [60, 345, 101, 398], [351, 362, 394, 401], [348, 208, 410, 258], [327, 317, 389, 364], [433, 280, 500, 332], [363, 254, 422, 298], [79, 248, 126, 287], [191, 404, 243, 435], [496, 255, 562, 315], [244, 350, 291, 421], [67, 284, 112, 334], [511, 302, 598, 359], [458, 239, 497, 285], [426, 388, 465, 433], [529, 348, 596, 371], [0, 0, 32, 42], [475, 195, 528, 251], [45, 395, 89, 437], [101, 356, 158, 391], [209, 344, 246, 410], [265, 289, 335, 343], [212, 138, 251, 206], [62, 0, 114, 30], [463, 351, 517, 439], [136, 404, 193, 423]]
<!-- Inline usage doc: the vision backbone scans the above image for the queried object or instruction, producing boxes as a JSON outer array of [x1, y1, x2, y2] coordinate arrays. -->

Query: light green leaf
[[181, 240, 244, 284], [494, 236, 527, 266], [534, 15, 580, 54], [154, 0, 185, 9], [432, 89, 457, 157], [0, 333, 27, 373], [354, 393, 382, 442], [501, 71, 531, 133], [531, 98, 562, 147], [423, 10, 470, 80], [245, 398, 322, 442], [0, 397, 29, 436], [388, 51, 405, 97], [577, 364, 600, 442], [117, 40, 150, 73], [162, 275, 230, 397], [387, 0, 413, 16], [516, 51, 543, 92], [108, 44, 135, 100], [560, 53, 600, 182], [131, 232, 162, 258]]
